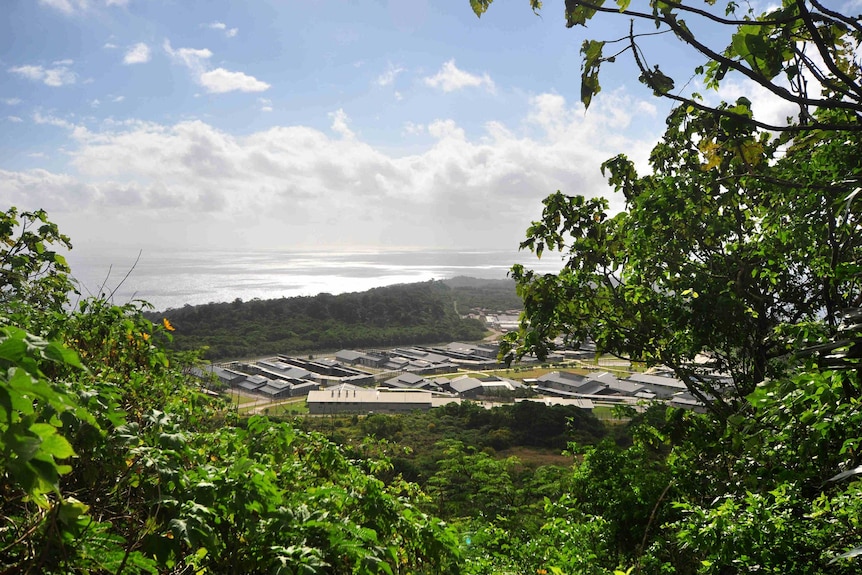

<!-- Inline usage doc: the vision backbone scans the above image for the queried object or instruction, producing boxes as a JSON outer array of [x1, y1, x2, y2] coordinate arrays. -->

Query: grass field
[[238, 397, 309, 416]]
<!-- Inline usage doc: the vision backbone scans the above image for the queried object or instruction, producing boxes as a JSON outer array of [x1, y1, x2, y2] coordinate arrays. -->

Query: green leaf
[[580, 40, 605, 109], [566, 0, 605, 27], [42, 342, 84, 369], [470, 0, 492, 17], [0, 336, 27, 363], [58, 497, 91, 524], [38, 429, 76, 459]]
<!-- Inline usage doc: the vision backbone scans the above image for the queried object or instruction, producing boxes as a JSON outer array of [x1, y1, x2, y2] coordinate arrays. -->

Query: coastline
[[63, 247, 564, 312]]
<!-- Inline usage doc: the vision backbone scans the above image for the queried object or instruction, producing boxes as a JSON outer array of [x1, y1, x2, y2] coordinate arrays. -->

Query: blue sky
[[1, 0, 830, 257]]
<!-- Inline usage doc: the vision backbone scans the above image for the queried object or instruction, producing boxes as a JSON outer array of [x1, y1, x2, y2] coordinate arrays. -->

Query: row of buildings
[[193, 338, 705, 414], [533, 369, 704, 411]]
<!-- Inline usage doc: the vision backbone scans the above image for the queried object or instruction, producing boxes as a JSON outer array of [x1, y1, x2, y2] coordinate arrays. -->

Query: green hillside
[[153, 280, 494, 360]]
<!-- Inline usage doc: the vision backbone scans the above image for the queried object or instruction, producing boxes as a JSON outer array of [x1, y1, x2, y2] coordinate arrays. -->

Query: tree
[[504, 103, 861, 415], [470, 2, 862, 415], [0, 207, 75, 329], [472, 1, 862, 132]]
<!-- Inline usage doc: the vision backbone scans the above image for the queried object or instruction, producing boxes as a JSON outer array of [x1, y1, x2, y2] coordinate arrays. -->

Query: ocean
[[63, 248, 566, 312]]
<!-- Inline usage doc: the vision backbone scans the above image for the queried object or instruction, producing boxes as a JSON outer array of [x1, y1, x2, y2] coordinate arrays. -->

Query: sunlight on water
[[64, 248, 566, 311]]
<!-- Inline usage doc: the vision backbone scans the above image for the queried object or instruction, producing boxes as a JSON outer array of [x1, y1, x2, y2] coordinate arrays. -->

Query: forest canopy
[[151, 278, 506, 360]]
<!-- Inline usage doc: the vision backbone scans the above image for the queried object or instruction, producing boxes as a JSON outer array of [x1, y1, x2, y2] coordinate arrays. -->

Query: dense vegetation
[[0, 208, 464, 574], [440, 277, 523, 314], [4, 1, 862, 574], [472, 0, 862, 573], [298, 400, 608, 483], [152, 279, 493, 360]]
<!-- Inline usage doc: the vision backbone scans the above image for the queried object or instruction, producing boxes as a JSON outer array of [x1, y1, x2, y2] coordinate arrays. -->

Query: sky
[[2, 0, 845, 259]]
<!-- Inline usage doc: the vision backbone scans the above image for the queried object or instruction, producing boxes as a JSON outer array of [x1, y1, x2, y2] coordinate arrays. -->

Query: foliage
[[477, 3, 862, 415], [658, 366, 862, 574], [502, 102, 862, 414], [464, 3, 862, 574], [0, 207, 75, 332], [530, 0, 862, 133], [299, 399, 606, 486], [441, 276, 523, 312], [155, 280, 490, 360], [0, 208, 464, 574]]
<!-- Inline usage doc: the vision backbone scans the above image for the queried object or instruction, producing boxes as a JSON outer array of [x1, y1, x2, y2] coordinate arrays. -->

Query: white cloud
[[39, 0, 88, 13], [329, 109, 354, 138], [43, 67, 77, 87], [3, 98, 22, 105], [163, 40, 212, 70], [0, 92, 661, 251], [9, 64, 77, 87], [259, 98, 273, 112], [376, 63, 405, 87], [39, 0, 128, 13], [403, 122, 424, 135], [428, 119, 465, 140], [164, 39, 267, 94], [103, 42, 118, 49], [204, 22, 238, 38], [112, 95, 125, 103], [199, 68, 270, 93], [423, 59, 495, 93], [123, 43, 151, 65], [9, 65, 45, 81], [7, 116, 23, 123], [0, 168, 97, 212]]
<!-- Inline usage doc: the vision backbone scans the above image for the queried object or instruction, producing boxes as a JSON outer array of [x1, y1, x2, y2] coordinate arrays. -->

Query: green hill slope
[[153, 280, 496, 360]]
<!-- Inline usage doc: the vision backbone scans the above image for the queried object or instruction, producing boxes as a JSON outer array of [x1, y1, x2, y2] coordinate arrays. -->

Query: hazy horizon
[[64, 246, 566, 312]]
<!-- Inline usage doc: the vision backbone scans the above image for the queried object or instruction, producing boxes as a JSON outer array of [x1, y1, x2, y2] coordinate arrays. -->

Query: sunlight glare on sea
[[64, 248, 566, 312]]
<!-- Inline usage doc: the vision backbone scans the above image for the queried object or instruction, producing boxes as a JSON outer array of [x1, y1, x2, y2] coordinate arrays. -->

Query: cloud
[[427, 119, 465, 140], [164, 39, 268, 94], [39, 0, 129, 13], [38, 0, 88, 13], [32, 112, 94, 143], [123, 43, 151, 65], [1, 91, 660, 251], [7, 116, 23, 123], [259, 98, 273, 112], [3, 98, 22, 105], [377, 63, 405, 87], [0, 168, 97, 212], [204, 22, 238, 38], [423, 59, 495, 93], [9, 64, 77, 87], [163, 40, 212, 70], [199, 69, 270, 93], [329, 109, 354, 138]]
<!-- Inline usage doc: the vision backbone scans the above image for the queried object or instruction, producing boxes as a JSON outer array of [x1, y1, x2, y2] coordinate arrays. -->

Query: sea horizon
[[63, 247, 566, 313]]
